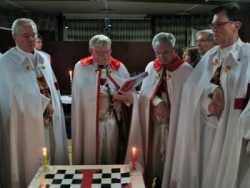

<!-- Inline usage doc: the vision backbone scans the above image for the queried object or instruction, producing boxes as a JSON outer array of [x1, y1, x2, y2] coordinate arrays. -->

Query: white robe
[[36, 49, 68, 165], [38, 50, 51, 64], [170, 39, 250, 188], [126, 60, 192, 185], [0, 47, 68, 188], [71, 59, 129, 165]]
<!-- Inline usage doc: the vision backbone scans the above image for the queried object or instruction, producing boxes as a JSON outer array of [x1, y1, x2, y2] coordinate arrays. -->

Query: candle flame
[[69, 70, 73, 81], [132, 147, 136, 153], [42, 147, 47, 156]]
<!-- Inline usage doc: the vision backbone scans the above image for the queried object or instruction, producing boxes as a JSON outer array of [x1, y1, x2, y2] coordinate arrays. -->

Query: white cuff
[[243, 131, 250, 140], [152, 96, 164, 106], [246, 142, 250, 154], [40, 94, 50, 112]]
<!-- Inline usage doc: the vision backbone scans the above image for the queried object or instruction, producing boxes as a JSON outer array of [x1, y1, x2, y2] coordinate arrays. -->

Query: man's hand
[[242, 138, 250, 155], [152, 101, 170, 123], [112, 91, 133, 105], [44, 104, 54, 125], [208, 87, 224, 119], [47, 104, 54, 119]]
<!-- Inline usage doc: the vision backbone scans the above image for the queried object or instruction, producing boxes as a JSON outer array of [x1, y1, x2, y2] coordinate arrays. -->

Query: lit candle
[[42, 147, 49, 169], [69, 70, 73, 82], [131, 147, 137, 170]]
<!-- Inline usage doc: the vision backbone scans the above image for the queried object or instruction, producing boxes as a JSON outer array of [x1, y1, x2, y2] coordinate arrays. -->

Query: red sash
[[234, 83, 250, 110]]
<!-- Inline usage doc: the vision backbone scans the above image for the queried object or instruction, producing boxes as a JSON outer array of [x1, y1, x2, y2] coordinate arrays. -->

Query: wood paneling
[[0, 29, 14, 53]]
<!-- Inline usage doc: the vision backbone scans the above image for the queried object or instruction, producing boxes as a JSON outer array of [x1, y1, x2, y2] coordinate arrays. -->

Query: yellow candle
[[42, 147, 48, 168]]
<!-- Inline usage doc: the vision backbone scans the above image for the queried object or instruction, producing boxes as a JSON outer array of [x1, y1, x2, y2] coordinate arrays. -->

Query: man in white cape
[[71, 34, 130, 165], [170, 3, 250, 188], [116, 32, 192, 187], [0, 18, 68, 188]]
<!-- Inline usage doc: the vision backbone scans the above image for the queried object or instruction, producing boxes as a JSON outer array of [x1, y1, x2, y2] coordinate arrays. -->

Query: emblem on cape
[[166, 73, 172, 80], [25, 61, 35, 71], [38, 64, 46, 69], [155, 72, 160, 80], [213, 58, 220, 65], [24, 60, 46, 71], [223, 65, 231, 73], [108, 67, 112, 74], [95, 66, 111, 75], [24, 61, 35, 71]]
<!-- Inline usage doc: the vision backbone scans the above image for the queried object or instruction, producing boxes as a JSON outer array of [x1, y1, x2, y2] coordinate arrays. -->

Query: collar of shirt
[[153, 55, 183, 72], [219, 38, 244, 64], [16, 46, 36, 60], [80, 55, 121, 71], [16, 46, 44, 72], [95, 62, 109, 70]]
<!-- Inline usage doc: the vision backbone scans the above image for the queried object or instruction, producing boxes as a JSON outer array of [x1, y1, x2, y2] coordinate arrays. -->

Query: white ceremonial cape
[[126, 57, 192, 186], [36, 50, 69, 165], [0, 47, 68, 188], [38, 50, 51, 64], [170, 39, 250, 188], [71, 56, 129, 165]]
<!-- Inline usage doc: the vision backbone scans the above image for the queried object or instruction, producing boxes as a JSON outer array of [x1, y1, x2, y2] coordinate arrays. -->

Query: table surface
[[28, 164, 145, 188], [61, 95, 72, 104]]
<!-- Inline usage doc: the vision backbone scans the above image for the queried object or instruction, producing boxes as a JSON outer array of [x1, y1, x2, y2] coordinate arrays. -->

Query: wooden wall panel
[[0, 29, 14, 53]]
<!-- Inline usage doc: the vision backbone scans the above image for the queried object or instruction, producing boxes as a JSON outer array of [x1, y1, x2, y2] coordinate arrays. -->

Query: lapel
[[231, 43, 249, 99], [36, 53, 52, 92], [143, 67, 162, 99]]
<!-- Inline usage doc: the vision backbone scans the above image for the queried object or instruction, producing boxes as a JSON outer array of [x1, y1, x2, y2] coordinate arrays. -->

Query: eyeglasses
[[93, 49, 111, 56], [196, 39, 210, 43], [209, 21, 233, 29], [155, 49, 173, 57]]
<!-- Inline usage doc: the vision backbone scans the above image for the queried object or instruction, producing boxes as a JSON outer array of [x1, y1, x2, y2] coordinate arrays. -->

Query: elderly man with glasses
[[114, 32, 193, 187], [196, 29, 216, 56], [71, 34, 130, 165], [170, 3, 250, 188], [0, 18, 69, 188]]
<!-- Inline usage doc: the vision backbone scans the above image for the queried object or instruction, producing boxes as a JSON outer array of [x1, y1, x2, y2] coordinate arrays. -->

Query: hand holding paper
[[118, 72, 148, 93], [113, 72, 148, 105], [113, 91, 133, 105]]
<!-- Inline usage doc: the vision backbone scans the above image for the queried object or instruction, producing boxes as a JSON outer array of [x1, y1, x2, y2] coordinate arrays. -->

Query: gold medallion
[[166, 74, 172, 80], [213, 58, 220, 65], [223, 65, 231, 73]]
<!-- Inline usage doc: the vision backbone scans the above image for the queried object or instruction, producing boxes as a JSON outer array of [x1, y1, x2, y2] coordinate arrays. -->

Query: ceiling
[[1, 0, 250, 19]]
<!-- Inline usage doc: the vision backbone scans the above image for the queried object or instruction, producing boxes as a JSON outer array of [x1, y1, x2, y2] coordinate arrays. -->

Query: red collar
[[153, 55, 183, 72], [80, 55, 121, 71]]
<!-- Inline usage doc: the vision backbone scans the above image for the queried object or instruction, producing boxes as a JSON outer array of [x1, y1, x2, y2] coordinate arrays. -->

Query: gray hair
[[89, 34, 112, 49], [11, 18, 38, 37], [152, 32, 176, 50], [196, 29, 214, 41]]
